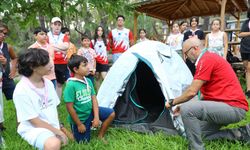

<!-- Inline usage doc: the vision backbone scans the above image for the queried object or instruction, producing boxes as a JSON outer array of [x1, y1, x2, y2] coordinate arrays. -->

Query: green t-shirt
[[63, 78, 96, 124]]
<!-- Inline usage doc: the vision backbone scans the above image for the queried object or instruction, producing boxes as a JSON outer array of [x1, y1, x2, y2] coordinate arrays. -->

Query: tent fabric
[[97, 40, 193, 135]]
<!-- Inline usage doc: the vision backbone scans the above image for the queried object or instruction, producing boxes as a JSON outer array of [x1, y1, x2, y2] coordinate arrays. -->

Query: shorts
[[96, 63, 109, 72], [20, 128, 55, 150], [55, 64, 69, 84], [34, 130, 55, 150], [241, 52, 250, 61], [70, 107, 114, 143], [2, 75, 16, 100]]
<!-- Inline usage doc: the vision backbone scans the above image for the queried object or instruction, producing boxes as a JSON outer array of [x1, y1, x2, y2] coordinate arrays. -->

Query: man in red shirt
[[108, 15, 134, 63], [166, 38, 249, 149]]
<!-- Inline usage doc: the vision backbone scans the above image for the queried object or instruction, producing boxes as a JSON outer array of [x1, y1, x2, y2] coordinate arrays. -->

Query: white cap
[[51, 17, 62, 23]]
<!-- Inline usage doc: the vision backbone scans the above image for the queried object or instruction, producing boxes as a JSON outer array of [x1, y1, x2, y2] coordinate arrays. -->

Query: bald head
[[183, 37, 202, 52], [182, 37, 204, 63]]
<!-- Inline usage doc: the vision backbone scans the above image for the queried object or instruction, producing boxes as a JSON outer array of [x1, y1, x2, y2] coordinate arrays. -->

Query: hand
[[172, 106, 181, 117], [0, 55, 7, 65], [165, 101, 171, 109], [9, 69, 16, 79], [92, 118, 99, 128], [90, 70, 96, 75], [77, 123, 86, 133], [55, 130, 68, 146]]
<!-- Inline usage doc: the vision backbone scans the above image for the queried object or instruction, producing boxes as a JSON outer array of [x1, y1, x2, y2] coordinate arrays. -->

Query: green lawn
[[2, 98, 250, 150]]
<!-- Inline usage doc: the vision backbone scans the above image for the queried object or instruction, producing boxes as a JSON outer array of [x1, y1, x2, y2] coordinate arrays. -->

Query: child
[[136, 29, 148, 43], [29, 27, 57, 88], [205, 18, 228, 59], [183, 17, 205, 76], [179, 21, 188, 34], [77, 35, 96, 85], [91, 26, 110, 91], [166, 22, 184, 57], [61, 27, 77, 61], [64, 54, 115, 143], [13, 48, 67, 150]]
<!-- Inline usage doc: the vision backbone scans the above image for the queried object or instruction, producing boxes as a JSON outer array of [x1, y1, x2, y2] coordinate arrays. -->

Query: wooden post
[[236, 11, 241, 40], [220, 0, 227, 31], [133, 11, 139, 42]]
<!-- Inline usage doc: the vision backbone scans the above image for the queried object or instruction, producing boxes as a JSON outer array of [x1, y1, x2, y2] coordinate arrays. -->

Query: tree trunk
[[38, 15, 46, 29]]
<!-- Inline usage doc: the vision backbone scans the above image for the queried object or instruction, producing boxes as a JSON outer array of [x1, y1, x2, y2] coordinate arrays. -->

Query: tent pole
[[220, 0, 227, 31]]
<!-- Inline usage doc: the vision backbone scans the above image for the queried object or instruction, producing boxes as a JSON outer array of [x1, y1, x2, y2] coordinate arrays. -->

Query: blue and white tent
[[97, 40, 193, 135]]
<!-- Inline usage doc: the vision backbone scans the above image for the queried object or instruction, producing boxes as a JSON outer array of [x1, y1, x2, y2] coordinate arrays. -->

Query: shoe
[[238, 124, 250, 144], [245, 91, 250, 98]]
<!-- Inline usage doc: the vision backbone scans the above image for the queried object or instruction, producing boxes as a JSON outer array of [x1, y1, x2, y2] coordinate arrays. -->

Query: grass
[[2, 97, 250, 150]]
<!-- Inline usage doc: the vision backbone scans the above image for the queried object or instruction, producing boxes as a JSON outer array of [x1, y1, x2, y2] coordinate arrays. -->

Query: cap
[[51, 17, 62, 23]]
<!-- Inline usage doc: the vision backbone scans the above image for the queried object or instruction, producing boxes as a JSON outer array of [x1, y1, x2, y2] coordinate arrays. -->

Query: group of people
[[0, 14, 135, 150], [0, 8, 249, 149]]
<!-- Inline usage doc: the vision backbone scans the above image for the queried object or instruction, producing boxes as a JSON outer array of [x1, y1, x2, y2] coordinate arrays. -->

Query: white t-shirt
[[13, 76, 60, 145], [167, 33, 184, 51]]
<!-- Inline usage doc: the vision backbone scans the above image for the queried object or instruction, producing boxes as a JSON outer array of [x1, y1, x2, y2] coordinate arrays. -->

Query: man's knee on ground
[[44, 136, 61, 150]]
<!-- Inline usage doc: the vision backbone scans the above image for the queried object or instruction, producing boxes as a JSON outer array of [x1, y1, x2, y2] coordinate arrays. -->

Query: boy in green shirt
[[63, 55, 115, 143]]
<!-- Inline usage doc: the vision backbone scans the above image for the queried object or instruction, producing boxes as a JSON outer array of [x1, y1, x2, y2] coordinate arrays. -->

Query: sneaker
[[245, 91, 250, 98], [238, 124, 250, 144]]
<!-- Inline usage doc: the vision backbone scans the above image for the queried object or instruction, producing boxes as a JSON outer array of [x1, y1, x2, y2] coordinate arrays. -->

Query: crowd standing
[[0, 9, 249, 149]]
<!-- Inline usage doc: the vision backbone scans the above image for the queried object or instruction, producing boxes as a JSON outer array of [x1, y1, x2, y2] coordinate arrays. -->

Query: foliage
[[0, 0, 168, 53]]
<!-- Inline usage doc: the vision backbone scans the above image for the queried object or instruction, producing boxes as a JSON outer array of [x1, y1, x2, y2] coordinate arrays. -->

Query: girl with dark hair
[[13, 48, 68, 149], [137, 29, 148, 43], [91, 26, 110, 91], [179, 21, 188, 34], [239, 8, 250, 97], [183, 17, 205, 75], [166, 22, 184, 57]]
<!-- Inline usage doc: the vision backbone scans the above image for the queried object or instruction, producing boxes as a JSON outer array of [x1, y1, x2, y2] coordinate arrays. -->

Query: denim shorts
[[71, 107, 114, 143]]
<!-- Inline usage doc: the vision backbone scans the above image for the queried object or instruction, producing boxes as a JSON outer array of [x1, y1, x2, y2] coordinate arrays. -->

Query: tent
[[97, 40, 193, 135]]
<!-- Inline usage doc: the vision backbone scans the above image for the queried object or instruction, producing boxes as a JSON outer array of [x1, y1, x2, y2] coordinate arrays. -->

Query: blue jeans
[[70, 107, 114, 143]]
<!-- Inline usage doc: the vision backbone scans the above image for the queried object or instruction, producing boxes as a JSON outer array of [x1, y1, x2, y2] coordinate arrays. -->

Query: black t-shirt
[[240, 19, 250, 53], [183, 29, 205, 41]]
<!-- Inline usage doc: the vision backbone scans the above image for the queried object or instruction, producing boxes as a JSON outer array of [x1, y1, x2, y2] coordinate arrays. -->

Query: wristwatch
[[169, 99, 175, 107]]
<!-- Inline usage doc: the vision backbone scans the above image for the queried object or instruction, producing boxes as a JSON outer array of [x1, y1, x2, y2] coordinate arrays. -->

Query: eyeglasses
[[184, 46, 194, 57], [0, 30, 8, 37]]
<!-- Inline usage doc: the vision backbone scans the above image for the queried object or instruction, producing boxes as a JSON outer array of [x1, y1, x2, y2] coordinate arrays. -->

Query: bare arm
[[238, 32, 250, 38], [91, 95, 99, 127], [8, 45, 17, 78], [166, 79, 205, 107], [223, 32, 228, 59], [52, 42, 70, 52], [204, 34, 208, 48], [66, 102, 86, 133]]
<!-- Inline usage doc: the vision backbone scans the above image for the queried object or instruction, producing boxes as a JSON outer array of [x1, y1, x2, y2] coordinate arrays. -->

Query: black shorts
[[241, 52, 250, 61], [96, 63, 109, 72], [55, 64, 69, 84]]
